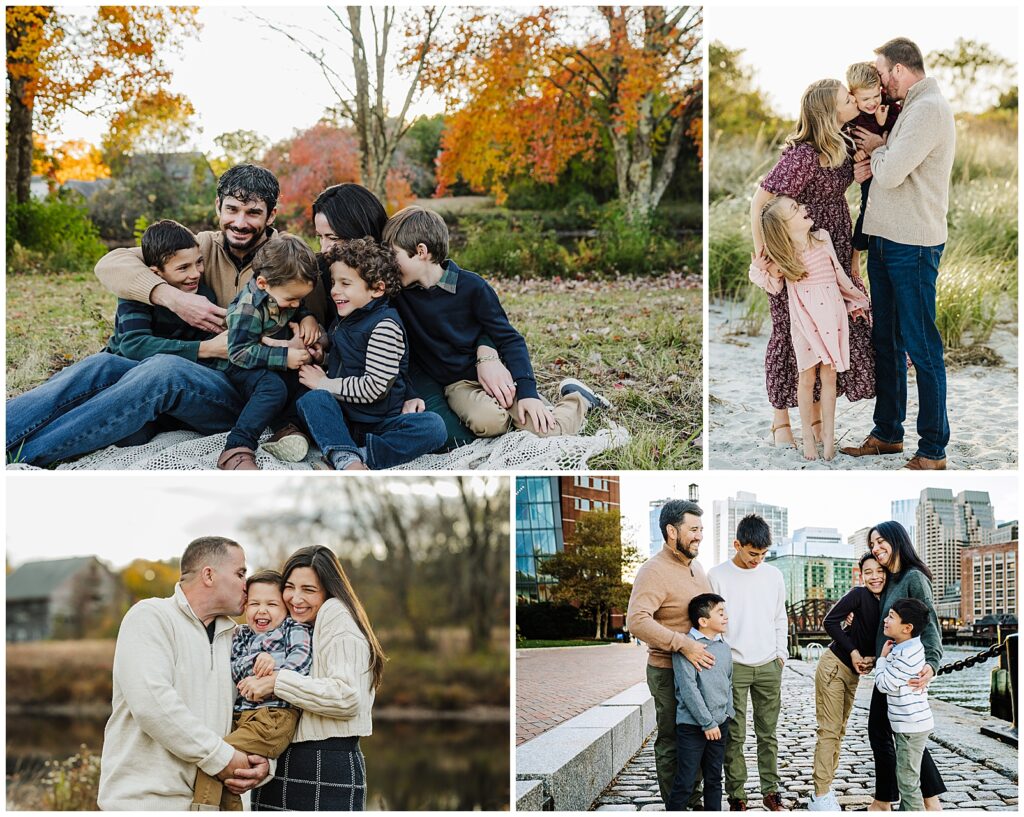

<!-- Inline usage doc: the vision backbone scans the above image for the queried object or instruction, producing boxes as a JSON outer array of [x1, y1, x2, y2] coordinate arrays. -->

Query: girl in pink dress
[[750, 196, 871, 461]]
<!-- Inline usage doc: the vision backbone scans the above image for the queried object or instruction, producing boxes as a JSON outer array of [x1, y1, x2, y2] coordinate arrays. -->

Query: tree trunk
[[5, 8, 48, 204]]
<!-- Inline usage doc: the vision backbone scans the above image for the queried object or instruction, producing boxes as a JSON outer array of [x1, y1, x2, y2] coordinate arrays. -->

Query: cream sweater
[[97, 584, 237, 810], [862, 76, 955, 246], [274, 597, 375, 740]]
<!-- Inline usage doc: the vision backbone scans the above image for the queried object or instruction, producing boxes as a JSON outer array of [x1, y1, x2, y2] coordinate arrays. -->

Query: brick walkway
[[516, 643, 650, 744], [593, 662, 1019, 811]]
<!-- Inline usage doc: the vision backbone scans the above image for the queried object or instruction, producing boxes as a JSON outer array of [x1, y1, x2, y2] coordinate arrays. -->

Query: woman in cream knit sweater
[[240, 545, 386, 811]]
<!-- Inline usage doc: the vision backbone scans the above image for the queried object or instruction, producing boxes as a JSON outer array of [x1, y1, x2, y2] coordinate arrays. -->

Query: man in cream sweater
[[844, 37, 956, 470], [97, 536, 271, 810]]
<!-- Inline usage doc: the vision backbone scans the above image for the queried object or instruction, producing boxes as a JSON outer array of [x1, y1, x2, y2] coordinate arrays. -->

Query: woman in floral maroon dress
[[750, 78, 876, 448]]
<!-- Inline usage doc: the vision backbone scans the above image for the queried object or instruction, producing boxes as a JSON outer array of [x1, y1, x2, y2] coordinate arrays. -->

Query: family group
[[627, 500, 945, 811]]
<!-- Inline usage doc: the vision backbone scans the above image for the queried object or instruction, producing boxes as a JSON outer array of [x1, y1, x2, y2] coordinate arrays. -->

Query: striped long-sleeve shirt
[[318, 317, 405, 403], [226, 277, 311, 371], [231, 617, 313, 712], [873, 636, 934, 733]]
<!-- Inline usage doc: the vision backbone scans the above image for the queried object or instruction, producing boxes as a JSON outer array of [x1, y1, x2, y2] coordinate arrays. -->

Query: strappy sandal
[[769, 422, 797, 448]]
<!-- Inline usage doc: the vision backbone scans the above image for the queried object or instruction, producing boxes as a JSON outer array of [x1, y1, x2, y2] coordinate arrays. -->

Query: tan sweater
[[862, 77, 955, 246], [97, 584, 237, 810], [94, 229, 331, 327], [626, 546, 712, 669], [274, 597, 375, 740]]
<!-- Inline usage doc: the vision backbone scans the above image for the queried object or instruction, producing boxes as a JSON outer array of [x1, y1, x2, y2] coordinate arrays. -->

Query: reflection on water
[[6, 713, 509, 811]]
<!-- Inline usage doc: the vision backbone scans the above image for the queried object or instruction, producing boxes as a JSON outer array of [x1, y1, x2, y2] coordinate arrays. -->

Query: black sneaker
[[558, 378, 611, 410]]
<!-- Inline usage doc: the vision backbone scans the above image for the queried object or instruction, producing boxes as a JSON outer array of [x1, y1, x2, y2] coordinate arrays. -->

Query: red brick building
[[559, 475, 621, 544], [960, 540, 1018, 626]]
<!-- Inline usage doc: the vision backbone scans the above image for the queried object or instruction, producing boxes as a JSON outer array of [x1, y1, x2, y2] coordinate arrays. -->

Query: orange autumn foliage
[[33, 137, 111, 184]]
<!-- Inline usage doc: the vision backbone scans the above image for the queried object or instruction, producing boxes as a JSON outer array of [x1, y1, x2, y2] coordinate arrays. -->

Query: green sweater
[[876, 567, 943, 672]]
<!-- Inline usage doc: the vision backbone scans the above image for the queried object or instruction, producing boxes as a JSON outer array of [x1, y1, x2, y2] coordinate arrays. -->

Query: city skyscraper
[[961, 540, 1018, 626], [712, 492, 788, 567], [648, 498, 673, 557], [892, 498, 919, 543]]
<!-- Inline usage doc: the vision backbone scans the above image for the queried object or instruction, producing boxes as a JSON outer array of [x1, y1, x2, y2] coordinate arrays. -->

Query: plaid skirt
[[252, 737, 365, 811]]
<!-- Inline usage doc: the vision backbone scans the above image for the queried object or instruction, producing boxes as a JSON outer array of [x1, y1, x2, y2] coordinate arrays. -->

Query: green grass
[[6, 273, 702, 470], [517, 638, 615, 648]]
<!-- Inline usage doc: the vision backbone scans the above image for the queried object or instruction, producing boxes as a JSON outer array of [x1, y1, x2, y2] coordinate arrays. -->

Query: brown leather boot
[[903, 455, 947, 470], [728, 797, 747, 811], [217, 447, 259, 470], [763, 792, 788, 811], [840, 434, 903, 457]]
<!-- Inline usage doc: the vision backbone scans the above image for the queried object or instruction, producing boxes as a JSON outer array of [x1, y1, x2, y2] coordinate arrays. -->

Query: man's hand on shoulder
[[680, 637, 715, 671], [152, 284, 227, 333], [224, 754, 270, 794]]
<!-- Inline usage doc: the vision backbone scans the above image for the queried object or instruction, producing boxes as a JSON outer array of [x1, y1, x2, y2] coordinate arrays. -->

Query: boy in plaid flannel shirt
[[192, 570, 313, 810]]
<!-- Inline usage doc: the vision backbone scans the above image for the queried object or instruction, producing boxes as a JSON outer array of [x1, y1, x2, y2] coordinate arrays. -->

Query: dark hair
[[890, 597, 929, 636], [323, 238, 403, 298], [867, 521, 933, 581], [688, 593, 725, 628], [382, 205, 449, 263], [312, 183, 388, 243], [180, 536, 241, 577], [659, 500, 703, 541], [141, 219, 198, 270], [736, 513, 772, 550], [246, 569, 284, 592], [217, 164, 280, 213], [858, 551, 884, 572], [282, 546, 386, 690], [251, 234, 319, 288], [875, 37, 925, 74]]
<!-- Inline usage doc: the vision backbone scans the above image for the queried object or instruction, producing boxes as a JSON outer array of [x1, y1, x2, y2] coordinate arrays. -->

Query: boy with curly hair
[[295, 238, 446, 469]]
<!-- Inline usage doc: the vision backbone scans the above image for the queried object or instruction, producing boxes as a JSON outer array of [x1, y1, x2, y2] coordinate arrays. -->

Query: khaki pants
[[812, 649, 861, 795], [192, 707, 300, 811], [725, 659, 783, 800], [443, 380, 588, 438]]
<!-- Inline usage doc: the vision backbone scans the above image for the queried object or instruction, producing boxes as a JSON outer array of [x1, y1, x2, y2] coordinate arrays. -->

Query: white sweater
[[874, 636, 935, 734], [97, 584, 237, 810], [275, 597, 375, 740], [707, 559, 789, 666]]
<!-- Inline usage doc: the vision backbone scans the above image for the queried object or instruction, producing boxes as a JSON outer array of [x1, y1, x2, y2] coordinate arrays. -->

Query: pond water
[[5, 713, 509, 811]]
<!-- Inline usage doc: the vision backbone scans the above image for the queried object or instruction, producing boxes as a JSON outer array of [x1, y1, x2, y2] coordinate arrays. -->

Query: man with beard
[[626, 499, 714, 807], [6, 165, 327, 465]]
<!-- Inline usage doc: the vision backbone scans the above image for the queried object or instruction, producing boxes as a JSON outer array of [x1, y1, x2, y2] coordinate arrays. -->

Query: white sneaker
[[807, 790, 841, 811]]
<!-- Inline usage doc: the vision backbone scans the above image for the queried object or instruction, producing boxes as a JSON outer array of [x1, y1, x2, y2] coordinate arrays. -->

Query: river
[[5, 713, 509, 811], [928, 644, 1005, 713]]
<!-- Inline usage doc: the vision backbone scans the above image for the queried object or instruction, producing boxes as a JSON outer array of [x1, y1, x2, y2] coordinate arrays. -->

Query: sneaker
[[262, 423, 310, 462], [808, 790, 840, 811], [217, 447, 259, 470], [762, 792, 788, 811], [558, 378, 611, 410]]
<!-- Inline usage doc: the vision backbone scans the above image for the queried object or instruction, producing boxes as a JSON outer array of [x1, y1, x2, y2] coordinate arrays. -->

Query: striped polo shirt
[[873, 636, 934, 733]]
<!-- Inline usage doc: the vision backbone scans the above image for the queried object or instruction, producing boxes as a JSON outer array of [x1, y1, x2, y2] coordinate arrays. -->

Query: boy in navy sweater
[[382, 206, 610, 440], [295, 238, 446, 469]]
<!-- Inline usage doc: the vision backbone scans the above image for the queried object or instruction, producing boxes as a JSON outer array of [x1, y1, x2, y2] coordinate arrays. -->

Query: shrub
[[44, 746, 100, 811], [515, 602, 592, 640], [575, 205, 682, 275], [454, 215, 570, 277], [6, 196, 108, 273]]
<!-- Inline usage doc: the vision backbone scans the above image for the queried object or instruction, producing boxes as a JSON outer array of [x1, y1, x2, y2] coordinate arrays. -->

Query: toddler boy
[[192, 570, 313, 811]]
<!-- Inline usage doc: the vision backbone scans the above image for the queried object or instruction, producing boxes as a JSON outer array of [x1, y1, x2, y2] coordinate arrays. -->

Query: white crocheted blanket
[[8, 424, 629, 471]]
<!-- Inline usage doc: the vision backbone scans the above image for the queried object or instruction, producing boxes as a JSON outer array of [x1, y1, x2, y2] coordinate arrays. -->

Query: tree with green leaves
[[928, 38, 1013, 113], [708, 40, 787, 139]]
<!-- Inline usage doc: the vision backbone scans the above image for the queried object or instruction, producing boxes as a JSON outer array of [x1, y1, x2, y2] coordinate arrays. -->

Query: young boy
[[873, 597, 934, 812], [218, 235, 321, 470], [294, 238, 447, 469], [844, 61, 901, 272], [707, 514, 789, 811], [668, 593, 734, 812], [382, 205, 610, 441], [192, 570, 313, 810]]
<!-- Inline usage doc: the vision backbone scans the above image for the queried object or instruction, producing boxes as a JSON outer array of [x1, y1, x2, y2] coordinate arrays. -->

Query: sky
[[707, 5, 1018, 117]]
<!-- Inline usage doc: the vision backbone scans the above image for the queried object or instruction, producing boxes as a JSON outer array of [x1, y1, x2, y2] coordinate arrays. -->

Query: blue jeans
[[6, 353, 243, 467], [867, 237, 949, 460], [668, 721, 728, 811], [223, 366, 288, 451], [296, 388, 447, 469]]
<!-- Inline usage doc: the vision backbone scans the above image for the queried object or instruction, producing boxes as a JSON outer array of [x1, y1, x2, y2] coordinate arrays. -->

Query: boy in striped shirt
[[295, 238, 446, 469], [874, 598, 935, 811]]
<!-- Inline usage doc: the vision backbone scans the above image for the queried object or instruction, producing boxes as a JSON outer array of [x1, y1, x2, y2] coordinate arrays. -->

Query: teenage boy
[[626, 499, 714, 806], [668, 593, 734, 812], [874, 598, 935, 812], [382, 205, 610, 440], [708, 514, 789, 812]]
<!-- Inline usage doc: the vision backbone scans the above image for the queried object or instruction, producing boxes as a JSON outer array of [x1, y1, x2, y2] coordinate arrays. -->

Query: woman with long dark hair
[[865, 521, 945, 811], [242, 545, 386, 811]]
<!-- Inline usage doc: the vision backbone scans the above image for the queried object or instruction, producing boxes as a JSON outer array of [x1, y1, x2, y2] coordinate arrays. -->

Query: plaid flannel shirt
[[231, 616, 313, 712], [227, 277, 311, 371]]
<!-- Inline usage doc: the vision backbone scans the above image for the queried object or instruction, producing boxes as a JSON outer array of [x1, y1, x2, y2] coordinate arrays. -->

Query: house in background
[[6, 556, 124, 642]]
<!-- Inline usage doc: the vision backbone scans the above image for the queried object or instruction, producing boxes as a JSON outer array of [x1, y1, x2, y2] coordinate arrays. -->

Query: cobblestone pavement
[[516, 642, 649, 744], [593, 663, 1019, 811]]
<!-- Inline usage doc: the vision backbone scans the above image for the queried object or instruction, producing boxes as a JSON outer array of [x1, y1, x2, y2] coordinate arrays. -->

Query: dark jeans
[[223, 366, 289, 451], [296, 388, 447, 469], [852, 180, 871, 251], [868, 686, 946, 803], [408, 360, 476, 451], [6, 353, 243, 466], [668, 721, 728, 811], [867, 236, 949, 460]]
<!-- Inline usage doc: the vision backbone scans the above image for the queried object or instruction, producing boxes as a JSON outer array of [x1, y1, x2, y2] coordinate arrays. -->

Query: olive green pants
[[647, 664, 703, 808], [724, 659, 783, 800], [895, 730, 930, 811]]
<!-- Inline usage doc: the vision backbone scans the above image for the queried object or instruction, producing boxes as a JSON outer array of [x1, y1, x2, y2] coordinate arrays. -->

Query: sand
[[708, 300, 1019, 470]]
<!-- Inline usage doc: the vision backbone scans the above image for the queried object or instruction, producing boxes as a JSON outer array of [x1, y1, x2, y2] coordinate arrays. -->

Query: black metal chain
[[935, 639, 1003, 676]]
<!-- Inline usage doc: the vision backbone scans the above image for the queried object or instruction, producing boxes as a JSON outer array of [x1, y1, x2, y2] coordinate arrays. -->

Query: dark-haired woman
[[865, 521, 945, 811], [242, 546, 385, 811], [809, 552, 886, 811], [310, 183, 515, 450]]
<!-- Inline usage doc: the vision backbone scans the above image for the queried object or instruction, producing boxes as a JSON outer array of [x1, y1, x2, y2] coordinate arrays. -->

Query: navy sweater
[[823, 586, 880, 673], [393, 259, 539, 401]]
